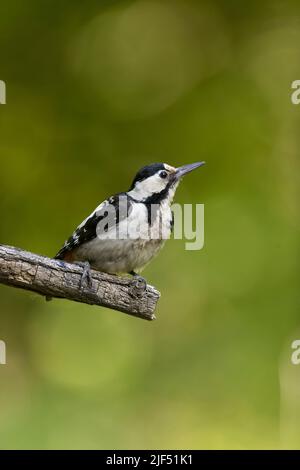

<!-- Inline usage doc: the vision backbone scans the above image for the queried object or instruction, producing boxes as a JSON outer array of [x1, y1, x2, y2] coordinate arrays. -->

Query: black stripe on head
[[129, 163, 165, 190]]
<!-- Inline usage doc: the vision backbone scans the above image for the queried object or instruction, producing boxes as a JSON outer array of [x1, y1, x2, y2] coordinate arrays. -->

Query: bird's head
[[128, 162, 205, 204]]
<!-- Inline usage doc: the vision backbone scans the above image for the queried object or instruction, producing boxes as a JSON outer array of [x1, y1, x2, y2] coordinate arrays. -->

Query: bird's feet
[[75, 261, 93, 289], [129, 271, 147, 296]]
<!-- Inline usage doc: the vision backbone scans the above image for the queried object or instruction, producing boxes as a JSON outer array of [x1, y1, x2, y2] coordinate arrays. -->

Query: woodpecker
[[54, 162, 205, 287]]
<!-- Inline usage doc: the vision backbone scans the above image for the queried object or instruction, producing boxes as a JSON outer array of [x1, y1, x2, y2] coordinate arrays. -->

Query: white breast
[[75, 201, 172, 274]]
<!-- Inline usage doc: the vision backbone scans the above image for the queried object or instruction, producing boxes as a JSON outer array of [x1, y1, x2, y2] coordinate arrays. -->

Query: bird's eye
[[159, 170, 168, 179]]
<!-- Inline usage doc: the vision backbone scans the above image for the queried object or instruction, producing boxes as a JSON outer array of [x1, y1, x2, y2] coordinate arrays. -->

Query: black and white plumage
[[55, 162, 205, 282]]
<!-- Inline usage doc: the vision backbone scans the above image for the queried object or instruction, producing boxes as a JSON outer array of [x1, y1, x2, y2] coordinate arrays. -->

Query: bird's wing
[[55, 193, 133, 260]]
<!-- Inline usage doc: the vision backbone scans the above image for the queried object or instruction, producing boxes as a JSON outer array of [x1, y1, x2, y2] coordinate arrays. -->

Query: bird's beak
[[175, 161, 205, 180]]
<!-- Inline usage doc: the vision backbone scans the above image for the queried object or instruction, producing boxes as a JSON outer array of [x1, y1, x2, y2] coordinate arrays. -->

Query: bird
[[54, 162, 205, 288]]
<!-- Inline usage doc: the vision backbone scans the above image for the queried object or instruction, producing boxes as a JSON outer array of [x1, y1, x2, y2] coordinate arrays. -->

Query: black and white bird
[[55, 162, 205, 287]]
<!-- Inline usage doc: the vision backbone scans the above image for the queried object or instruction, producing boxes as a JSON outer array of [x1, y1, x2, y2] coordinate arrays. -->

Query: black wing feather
[[55, 193, 132, 260]]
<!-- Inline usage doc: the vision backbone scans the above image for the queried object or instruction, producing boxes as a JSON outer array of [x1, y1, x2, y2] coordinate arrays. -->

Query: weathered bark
[[0, 245, 160, 320]]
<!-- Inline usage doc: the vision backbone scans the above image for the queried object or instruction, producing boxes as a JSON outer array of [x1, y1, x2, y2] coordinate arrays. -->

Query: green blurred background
[[0, 0, 300, 450]]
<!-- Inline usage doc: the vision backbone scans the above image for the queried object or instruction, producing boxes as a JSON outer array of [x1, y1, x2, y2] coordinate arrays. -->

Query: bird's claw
[[75, 261, 93, 289], [130, 272, 147, 297]]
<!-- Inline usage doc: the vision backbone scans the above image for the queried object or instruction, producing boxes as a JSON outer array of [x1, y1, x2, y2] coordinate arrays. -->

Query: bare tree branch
[[0, 245, 160, 321]]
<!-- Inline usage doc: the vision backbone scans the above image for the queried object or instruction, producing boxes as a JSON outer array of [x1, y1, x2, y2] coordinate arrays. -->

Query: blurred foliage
[[0, 0, 300, 449]]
